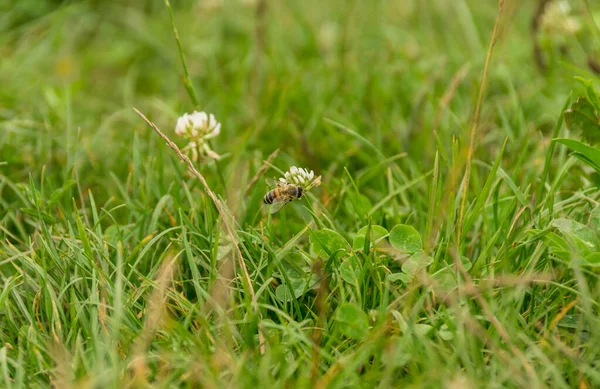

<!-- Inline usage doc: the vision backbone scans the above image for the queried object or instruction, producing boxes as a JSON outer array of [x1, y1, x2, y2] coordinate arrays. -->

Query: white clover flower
[[175, 111, 221, 139], [281, 166, 321, 191], [175, 111, 221, 161]]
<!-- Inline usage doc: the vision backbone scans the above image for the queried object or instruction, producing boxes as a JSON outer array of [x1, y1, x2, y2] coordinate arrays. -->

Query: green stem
[[164, 0, 200, 108], [165, 0, 227, 191], [536, 94, 571, 207]]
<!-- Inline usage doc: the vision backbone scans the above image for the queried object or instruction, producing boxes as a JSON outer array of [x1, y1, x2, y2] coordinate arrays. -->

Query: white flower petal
[[280, 166, 319, 188], [188, 112, 204, 131], [206, 123, 221, 138], [192, 111, 207, 122], [175, 117, 187, 135]]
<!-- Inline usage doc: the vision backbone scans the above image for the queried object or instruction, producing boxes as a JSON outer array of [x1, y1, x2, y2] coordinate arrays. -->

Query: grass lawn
[[2, 0, 600, 387]]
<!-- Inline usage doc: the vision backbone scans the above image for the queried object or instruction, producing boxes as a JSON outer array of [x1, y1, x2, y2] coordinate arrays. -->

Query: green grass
[[2, 0, 600, 387]]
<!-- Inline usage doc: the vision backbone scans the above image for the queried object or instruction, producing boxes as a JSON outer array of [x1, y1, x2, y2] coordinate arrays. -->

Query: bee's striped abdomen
[[263, 188, 278, 204]]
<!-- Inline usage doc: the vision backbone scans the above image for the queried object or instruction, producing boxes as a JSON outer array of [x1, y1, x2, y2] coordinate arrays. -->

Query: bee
[[263, 178, 304, 214]]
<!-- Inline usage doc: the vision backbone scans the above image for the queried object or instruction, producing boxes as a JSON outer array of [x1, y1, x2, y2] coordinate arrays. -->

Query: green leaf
[[75, 205, 94, 261], [527, 229, 570, 252], [564, 96, 600, 140], [344, 192, 372, 217], [439, 324, 453, 340], [413, 324, 433, 337], [279, 255, 306, 279], [557, 314, 580, 329], [463, 137, 507, 234], [390, 310, 432, 337], [553, 250, 574, 261], [352, 225, 389, 250], [387, 273, 408, 283], [340, 255, 361, 285], [554, 138, 600, 173], [104, 225, 123, 247], [335, 303, 369, 339], [310, 229, 348, 258], [571, 96, 597, 120], [575, 77, 600, 113], [570, 152, 600, 172], [275, 273, 318, 302], [583, 252, 600, 267], [431, 267, 457, 290], [460, 256, 472, 271], [389, 224, 422, 253], [275, 279, 305, 302], [552, 218, 597, 252], [588, 205, 600, 235], [0, 276, 20, 311], [19, 208, 56, 224], [48, 179, 76, 205], [401, 251, 433, 275]]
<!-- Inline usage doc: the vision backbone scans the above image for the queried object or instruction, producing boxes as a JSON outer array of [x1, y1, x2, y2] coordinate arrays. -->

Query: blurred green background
[[2, 0, 600, 387], [2, 0, 594, 191]]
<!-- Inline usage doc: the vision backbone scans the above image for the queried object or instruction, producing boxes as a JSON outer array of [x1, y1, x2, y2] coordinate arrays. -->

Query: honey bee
[[263, 178, 304, 214]]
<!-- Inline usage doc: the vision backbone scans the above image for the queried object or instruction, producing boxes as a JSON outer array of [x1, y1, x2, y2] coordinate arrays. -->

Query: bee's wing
[[269, 198, 291, 214], [265, 177, 282, 188]]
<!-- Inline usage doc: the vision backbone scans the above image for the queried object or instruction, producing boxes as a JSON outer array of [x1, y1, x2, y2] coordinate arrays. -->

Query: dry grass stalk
[[134, 108, 266, 354]]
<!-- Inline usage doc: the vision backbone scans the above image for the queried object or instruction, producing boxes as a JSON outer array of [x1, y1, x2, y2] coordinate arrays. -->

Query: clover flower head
[[175, 111, 221, 161], [175, 111, 221, 139], [282, 166, 321, 191]]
